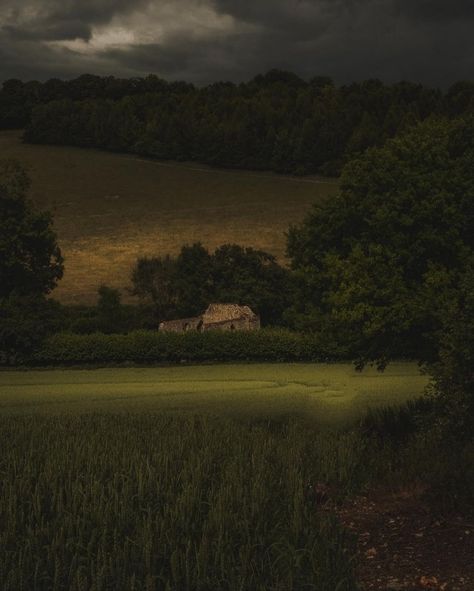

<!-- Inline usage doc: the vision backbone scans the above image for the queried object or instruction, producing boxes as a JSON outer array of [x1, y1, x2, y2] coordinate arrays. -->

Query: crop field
[[0, 362, 427, 422], [1, 413, 365, 591], [0, 130, 338, 305], [0, 363, 426, 590]]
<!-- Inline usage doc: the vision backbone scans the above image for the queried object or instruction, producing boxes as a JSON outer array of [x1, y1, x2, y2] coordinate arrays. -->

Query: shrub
[[0, 295, 63, 365], [358, 396, 434, 442], [28, 329, 344, 366]]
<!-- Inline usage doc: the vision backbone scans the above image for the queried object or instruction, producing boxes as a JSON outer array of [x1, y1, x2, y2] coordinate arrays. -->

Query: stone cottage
[[159, 303, 260, 333]]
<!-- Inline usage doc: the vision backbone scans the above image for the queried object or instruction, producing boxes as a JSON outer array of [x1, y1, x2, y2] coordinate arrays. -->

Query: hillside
[[0, 130, 338, 304]]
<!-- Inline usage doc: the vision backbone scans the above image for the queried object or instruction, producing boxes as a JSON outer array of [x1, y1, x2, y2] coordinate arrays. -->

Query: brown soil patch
[[333, 485, 474, 590]]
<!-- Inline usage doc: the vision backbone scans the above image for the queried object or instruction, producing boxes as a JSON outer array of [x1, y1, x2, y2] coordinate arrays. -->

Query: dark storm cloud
[[393, 0, 474, 22], [3, 21, 91, 42], [102, 35, 259, 84], [1, 0, 474, 86], [0, 34, 118, 81], [1, 0, 148, 41]]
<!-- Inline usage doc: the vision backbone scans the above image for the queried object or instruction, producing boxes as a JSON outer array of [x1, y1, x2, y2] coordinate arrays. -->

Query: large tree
[[130, 243, 290, 325], [287, 116, 474, 366], [0, 159, 64, 362], [211, 244, 291, 325], [428, 265, 474, 438], [130, 255, 179, 321], [0, 159, 63, 298]]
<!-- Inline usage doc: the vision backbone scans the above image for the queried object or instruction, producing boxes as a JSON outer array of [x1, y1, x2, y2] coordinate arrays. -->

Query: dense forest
[[1, 71, 474, 175]]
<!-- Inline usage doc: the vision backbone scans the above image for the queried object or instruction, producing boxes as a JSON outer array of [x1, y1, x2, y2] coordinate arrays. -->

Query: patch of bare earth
[[332, 485, 474, 590]]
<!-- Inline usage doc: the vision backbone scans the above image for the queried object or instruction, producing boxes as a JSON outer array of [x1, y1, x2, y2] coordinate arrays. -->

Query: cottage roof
[[203, 303, 257, 323]]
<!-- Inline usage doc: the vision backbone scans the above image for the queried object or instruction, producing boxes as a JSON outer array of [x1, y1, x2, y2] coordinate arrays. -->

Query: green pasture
[[0, 130, 338, 305], [0, 362, 427, 422]]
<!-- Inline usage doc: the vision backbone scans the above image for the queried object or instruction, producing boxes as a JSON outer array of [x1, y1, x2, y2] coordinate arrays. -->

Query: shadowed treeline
[[1, 71, 472, 175]]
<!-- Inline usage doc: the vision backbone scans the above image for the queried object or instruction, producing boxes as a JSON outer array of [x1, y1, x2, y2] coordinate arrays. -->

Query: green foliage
[[131, 243, 291, 325], [174, 243, 214, 317], [131, 255, 180, 321], [95, 285, 128, 333], [56, 286, 156, 335], [30, 329, 346, 366], [19, 72, 467, 176], [0, 159, 64, 362], [358, 396, 434, 442], [287, 116, 474, 365], [211, 244, 291, 325], [0, 295, 62, 364], [357, 403, 474, 511], [0, 159, 63, 298], [427, 264, 474, 440]]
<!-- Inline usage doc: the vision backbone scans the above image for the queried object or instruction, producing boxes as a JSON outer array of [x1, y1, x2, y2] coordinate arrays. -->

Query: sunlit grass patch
[[0, 363, 427, 422]]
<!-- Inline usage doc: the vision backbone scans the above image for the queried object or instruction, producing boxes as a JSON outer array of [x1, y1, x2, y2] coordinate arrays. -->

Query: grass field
[[0, 130, 338, 305], [0, 363, 428, 590], [0, 362, 427, 422]]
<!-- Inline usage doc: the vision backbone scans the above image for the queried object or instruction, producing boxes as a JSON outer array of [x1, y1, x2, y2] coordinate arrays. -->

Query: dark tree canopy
[[4, 71, 472, 176], [0, 159, 64, 298], [428, 265, 474, 438], [287, 116, 474, 365], [0, 160, 63, 362], [211, 244, 290, 325], [130, 255, 180, 322], [130, 243, 290, 325]]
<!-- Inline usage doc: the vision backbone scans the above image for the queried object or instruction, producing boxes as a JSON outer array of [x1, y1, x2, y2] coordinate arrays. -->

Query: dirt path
[[332, 487, 474, 590]]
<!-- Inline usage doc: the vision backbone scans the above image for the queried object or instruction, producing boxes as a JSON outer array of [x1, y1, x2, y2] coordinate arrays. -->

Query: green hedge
[[29, 329, 347, 366]]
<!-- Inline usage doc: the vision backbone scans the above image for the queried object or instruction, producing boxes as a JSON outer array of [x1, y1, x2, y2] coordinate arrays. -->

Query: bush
[[358, 396, 434, 442], [0, 295, 63, 365], [358, 396, 474, 511], [27, 329, 344, 366]]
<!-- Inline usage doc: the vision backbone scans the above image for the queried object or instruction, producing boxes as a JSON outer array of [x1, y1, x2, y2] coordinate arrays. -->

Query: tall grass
[[0, 413, 361, 591], [3, 393, 470, 590], [356, 397, 474, 510]]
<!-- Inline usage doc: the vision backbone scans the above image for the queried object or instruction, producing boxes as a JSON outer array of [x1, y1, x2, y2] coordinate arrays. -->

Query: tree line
[[0, 71, 472, 175], [0, 74, 193, 129]]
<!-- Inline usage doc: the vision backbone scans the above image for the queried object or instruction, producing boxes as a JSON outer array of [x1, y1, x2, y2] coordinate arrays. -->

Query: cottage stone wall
[[159, 317, 203, 333], [159, 304, 260, 333]]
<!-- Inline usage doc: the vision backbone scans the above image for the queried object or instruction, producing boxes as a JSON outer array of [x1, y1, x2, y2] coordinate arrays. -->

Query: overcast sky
[[1, 0, 473, 87]]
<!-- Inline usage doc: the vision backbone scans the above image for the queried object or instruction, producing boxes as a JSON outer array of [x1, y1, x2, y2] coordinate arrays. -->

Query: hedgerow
[[28, 329, 348, 366]]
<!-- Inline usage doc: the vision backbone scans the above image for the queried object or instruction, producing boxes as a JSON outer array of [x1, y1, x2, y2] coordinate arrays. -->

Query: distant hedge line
[[29, 329, 347, 366]]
